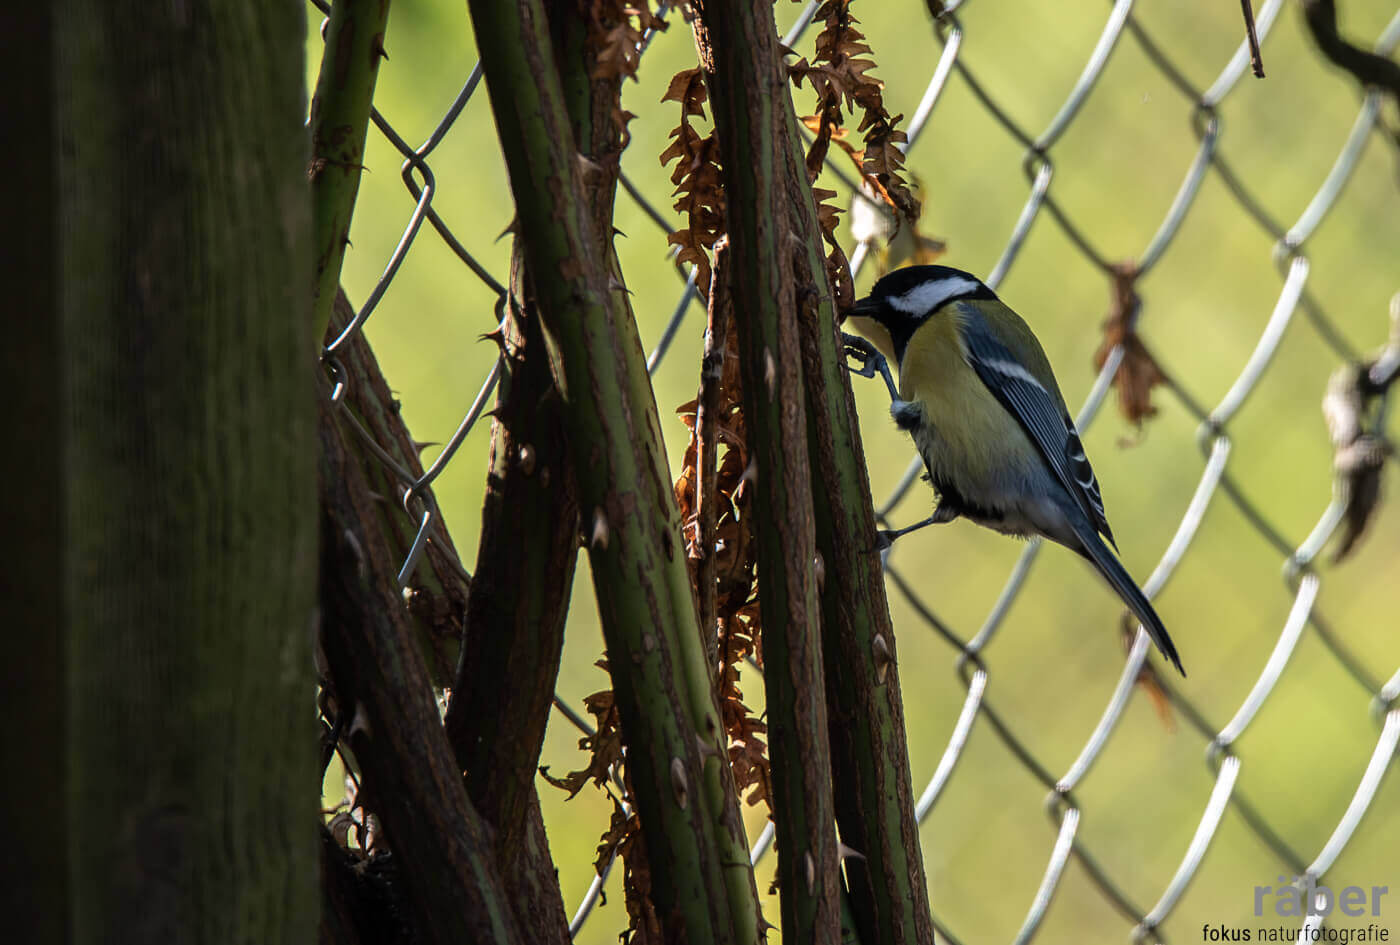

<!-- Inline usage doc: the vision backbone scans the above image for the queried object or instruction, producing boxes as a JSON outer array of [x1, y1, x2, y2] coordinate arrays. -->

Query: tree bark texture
[[692, 4, 937, 943], [693, 4, 842, 942], [787, 135, 937, 945], [55, 3, 317, 943], [441, 6, 643, 940], [310, 0, 392, 343], [443, 257, 577, 945], [319, 827, 413, 945], [1, 4, 62, 942], [783, 91, 938, 945], [319, 418, 524, 945], [323, 288, 469, 686]]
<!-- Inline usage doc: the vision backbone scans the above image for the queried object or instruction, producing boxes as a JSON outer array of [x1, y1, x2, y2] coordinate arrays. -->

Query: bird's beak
[[841, 296, 881, 324]]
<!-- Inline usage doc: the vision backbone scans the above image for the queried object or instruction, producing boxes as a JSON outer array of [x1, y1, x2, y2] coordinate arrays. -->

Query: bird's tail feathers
[[1073, 523, 1185, 677]]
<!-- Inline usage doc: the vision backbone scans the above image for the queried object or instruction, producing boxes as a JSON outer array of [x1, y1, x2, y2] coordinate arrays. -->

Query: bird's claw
[[841, 333, 899, 401], [842, 333, 880, 378], [875, 503, 960, 553]]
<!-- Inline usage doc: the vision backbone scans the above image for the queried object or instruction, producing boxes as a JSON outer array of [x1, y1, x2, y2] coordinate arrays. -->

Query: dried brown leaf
[[586, 1, 668, 83], [1095, 262, 1166, 428], [671, 324, 768, 814], [1121, 615, 1175, 729], [790, 0, 922, 310], [539, 688, 623, 799], [659, 64, 724, 293], [660, 66, 708, 118]]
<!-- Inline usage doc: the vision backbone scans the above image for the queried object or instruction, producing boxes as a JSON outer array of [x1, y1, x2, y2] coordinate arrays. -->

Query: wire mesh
[[310, 1, 1400, 942]]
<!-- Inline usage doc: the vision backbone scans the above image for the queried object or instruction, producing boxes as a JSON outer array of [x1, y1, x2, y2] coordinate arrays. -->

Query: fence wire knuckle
[[311, 0, 1400, 939]]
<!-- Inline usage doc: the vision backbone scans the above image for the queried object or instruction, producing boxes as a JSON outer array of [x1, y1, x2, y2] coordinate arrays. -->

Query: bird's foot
[[842, 333, 881, 378], [841, 333, 900, 401], [876, 502, 960, 550]]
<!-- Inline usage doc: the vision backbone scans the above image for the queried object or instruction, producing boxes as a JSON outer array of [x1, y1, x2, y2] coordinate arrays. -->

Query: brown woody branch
[[323, 288, 469, 686], [464, 0, 764, 940], [443, 261, 577, 945], [1241, 0, 1265, 78], [694, 2, 844, 941], [319, 383, 523, 945], [694, 240, 733, 669], [1302, 0, 1400, 104]]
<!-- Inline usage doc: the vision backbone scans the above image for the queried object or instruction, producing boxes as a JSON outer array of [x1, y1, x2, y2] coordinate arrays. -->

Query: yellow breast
[[897, 309, 1044, 495]]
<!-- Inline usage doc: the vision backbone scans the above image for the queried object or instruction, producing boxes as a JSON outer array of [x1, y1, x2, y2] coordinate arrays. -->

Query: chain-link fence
[[312, 1, 1400, 942]]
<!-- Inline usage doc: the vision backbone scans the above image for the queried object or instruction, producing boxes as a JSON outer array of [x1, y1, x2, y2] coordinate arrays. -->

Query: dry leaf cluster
[[595, 796, 663, 943], [788, 0, 923, 306], [660, 66, 725, 293], [587, 1, 666, 82], [539, 664, 665, 941], [788, 1, 920, 223], [674, 326, 772, 812], [539, 674, 624, 800], [587, 1, 669, 148]]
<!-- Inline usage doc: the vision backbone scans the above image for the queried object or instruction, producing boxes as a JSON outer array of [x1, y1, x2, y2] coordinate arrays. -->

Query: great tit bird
[[842, 264, 1184, 676]]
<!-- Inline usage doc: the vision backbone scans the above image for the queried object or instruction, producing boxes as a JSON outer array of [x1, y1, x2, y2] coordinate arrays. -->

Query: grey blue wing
[[1065, 427, 1115, 547], [954, 307, 1183, 672], [957, 316, 1116, 545]]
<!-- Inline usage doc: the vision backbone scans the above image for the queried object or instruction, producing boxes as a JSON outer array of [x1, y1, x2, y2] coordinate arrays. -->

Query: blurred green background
[[312, 1, 1400, 941]]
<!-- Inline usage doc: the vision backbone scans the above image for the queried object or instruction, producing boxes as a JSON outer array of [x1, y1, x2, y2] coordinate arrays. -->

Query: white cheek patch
[[887, 275, 982, 315]]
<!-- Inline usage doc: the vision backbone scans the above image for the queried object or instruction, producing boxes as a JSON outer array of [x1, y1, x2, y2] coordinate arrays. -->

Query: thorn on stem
[[695, 734, 722, 761], [872, 633, 893, 684], [343, 528, 367, 580], [591, 507, 610, 551], [670, 757, 689, 809], [480, 327, 507, 352], [576, 153, 605, 180], [348, 702, 371, 740]]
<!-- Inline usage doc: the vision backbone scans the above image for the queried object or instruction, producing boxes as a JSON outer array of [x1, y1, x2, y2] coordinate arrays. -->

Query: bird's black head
[[842, 265, 997, 362]]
